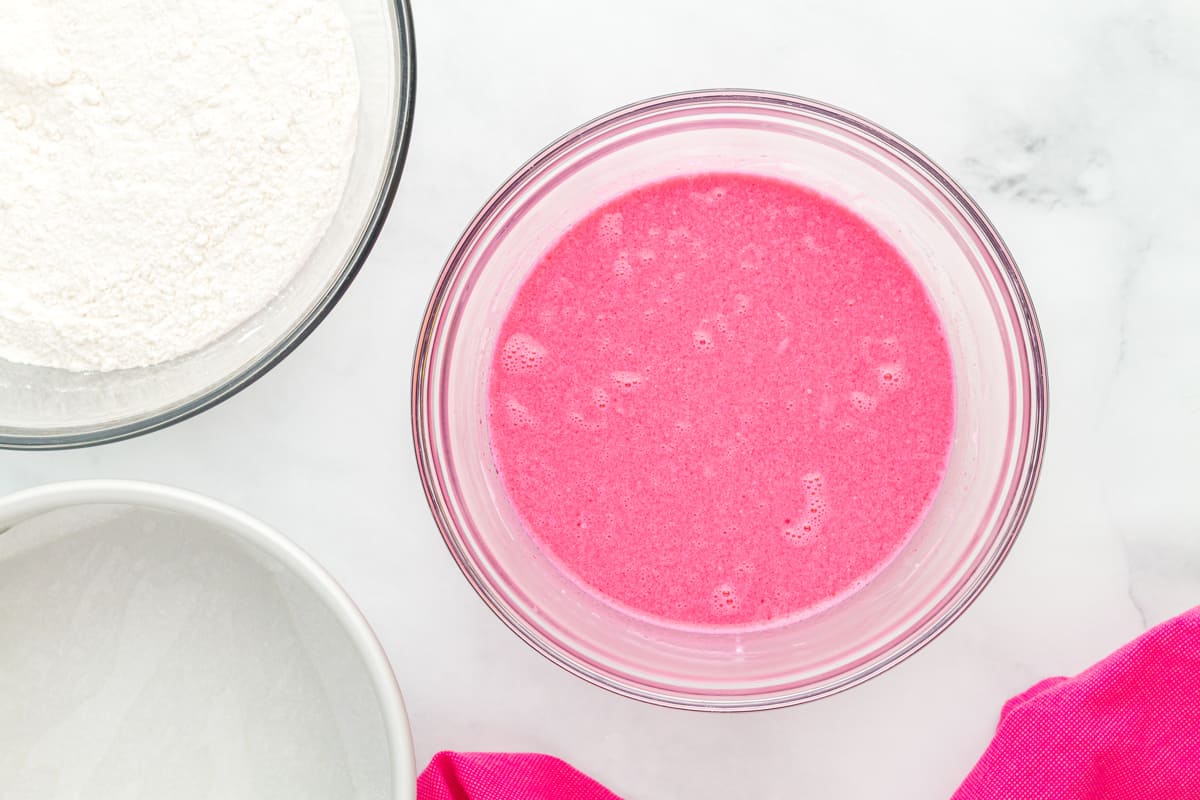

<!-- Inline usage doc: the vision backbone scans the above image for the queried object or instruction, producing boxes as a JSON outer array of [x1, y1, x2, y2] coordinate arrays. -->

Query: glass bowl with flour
[[0, 0, 415, 448]]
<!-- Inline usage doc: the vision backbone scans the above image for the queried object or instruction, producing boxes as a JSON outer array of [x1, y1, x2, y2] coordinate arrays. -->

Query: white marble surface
[[3, 0, 1200, 796]]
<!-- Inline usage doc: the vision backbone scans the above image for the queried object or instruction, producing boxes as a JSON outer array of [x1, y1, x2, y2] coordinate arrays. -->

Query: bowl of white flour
[[0, 0, 415, 447], [0, 480, 415, 798]]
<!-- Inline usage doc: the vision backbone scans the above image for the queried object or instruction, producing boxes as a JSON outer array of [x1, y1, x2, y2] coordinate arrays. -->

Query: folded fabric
[[418, 609, 1200, 799], [954, 606, 1200, 799], [418, 751, 621, 800]]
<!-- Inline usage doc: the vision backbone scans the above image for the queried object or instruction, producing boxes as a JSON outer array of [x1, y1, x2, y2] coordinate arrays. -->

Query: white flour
[[0, 1, 360, 372]]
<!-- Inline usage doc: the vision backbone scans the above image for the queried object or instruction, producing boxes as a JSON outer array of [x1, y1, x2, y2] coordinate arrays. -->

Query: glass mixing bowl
[[413, 90, 1048, 710], [0, 0, 415, 449]]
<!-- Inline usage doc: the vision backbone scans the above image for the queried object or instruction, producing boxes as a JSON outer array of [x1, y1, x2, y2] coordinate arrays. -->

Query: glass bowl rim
[[412, 88, 1049, 711], [1, 0, 417, 451]]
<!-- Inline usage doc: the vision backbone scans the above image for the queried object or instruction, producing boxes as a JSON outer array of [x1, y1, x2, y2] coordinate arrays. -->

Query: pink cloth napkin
[[418, 751, 621, 800], [418, 609, 1200, 800], [954, 606, 1200, 799]]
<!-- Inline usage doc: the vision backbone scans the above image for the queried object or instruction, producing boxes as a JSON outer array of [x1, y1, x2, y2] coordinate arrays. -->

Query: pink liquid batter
[[487, 173, 955, 627]]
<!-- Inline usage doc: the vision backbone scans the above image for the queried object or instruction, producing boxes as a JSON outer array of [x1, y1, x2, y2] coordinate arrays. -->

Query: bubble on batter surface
[[714, 313, 733, 340], [592, 387, 610, 410], [783, 472, 830, 545], [567, 409, 602, 431], [877, 363, 908, 391], [611, 371, 644, 392], [500, 333, 547, 374], [782, 512, 823, 545], [712, 583, 740, 614], [613, 252, 632, 279], [597, 212, 623, 244], [504, 396, 536, 427], [849, 391, 877, 413], [692, 329, 715, 352]]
